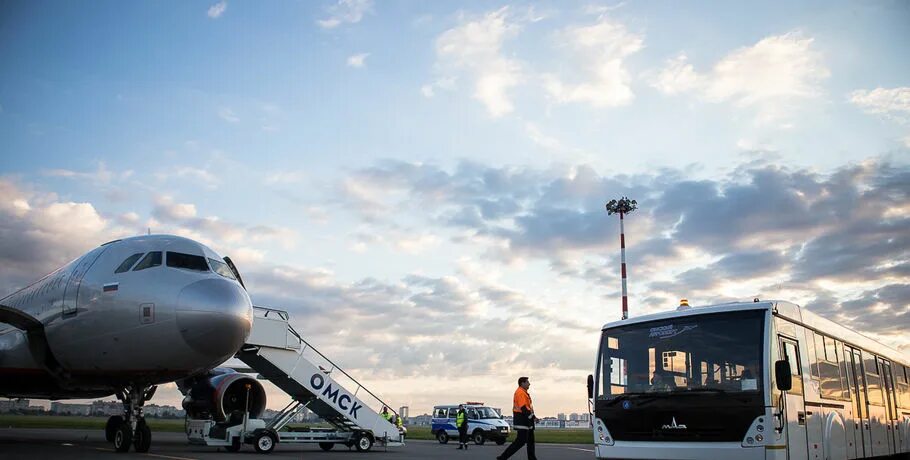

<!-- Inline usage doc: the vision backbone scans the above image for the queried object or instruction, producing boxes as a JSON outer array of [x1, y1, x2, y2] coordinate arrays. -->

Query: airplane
[[0, 234, 256, 453]]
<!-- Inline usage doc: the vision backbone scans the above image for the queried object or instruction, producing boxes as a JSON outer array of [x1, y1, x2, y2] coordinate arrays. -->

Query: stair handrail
[[252, 305, 401, 421]]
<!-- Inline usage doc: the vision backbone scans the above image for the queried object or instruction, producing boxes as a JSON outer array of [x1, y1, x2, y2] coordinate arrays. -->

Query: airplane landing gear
[[109, 384, 157, 453]]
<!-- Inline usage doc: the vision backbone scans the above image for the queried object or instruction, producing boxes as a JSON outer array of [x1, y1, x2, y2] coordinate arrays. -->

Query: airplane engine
[[181, 372, 266, 422]]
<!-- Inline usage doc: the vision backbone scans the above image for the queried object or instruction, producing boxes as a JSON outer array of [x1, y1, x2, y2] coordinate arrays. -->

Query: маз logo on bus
[[661, 417, 687, 429]]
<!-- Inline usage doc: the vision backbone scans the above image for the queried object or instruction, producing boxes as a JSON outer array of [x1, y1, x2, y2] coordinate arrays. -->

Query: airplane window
[[208, 258, 237, 280], [115, 253, 144, 273], [166, 252, 210, 271], [132, 252, 162, 271]]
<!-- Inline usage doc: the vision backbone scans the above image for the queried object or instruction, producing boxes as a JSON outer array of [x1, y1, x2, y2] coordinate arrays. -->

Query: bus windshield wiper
[[603, 393, 666, 406], [680, 388, 728, 394]]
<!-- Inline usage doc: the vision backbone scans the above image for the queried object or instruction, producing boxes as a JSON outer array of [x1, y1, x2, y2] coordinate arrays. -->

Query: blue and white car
[[431, 404, 511, 445]]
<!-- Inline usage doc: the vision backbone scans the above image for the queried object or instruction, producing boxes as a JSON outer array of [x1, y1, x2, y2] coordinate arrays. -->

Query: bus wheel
[[436, 431, 449, 444], [472, 430, 485, 445]]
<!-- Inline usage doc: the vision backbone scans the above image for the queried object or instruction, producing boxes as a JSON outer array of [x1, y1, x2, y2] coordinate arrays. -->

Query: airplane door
[[780, 337, 809, 460], [62, 246, 108, 318], [848, 347, 872, 456]]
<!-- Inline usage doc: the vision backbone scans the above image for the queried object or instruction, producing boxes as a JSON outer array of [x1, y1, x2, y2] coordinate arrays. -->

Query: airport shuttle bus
[[589, 300, 910, 460]]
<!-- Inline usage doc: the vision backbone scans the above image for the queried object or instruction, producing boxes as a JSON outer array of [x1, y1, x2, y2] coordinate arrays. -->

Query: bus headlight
[[594, 419, 614, 446]]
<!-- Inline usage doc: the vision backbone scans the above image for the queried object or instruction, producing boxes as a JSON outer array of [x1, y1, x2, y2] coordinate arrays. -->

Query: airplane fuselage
[[0, 235, 253, 399]]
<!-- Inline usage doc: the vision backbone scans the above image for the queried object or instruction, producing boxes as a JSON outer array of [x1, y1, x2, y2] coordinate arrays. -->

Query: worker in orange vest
[[497, 376, 538, 460]]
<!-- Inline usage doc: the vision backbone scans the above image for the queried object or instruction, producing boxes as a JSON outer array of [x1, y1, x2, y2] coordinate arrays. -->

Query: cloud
[[207, 1, 227, 19], [152, 196, 198, 221], [650, 53, 701, 95], [849, 87, 910, 123], [346, 53, 369, 68], [542, 16, 644, 107], [318, 0, 372, 29], [433, 7, 523, 117], [333, 158, 909, 353], [264, 170, 308, 185], [652, 32, 829, 123], [149, 195, 296, 250], [0, 179, 126, 296], [218, 107, 239, 123], [420, 77, 456, 98], [42, 162, 132, 184]]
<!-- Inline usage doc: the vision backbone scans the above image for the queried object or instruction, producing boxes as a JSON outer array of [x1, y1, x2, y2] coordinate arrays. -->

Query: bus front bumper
[[595, 442, 766, 460]]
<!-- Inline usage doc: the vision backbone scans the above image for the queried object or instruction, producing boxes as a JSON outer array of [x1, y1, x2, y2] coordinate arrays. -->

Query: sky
[[0, 0, 908, 417]]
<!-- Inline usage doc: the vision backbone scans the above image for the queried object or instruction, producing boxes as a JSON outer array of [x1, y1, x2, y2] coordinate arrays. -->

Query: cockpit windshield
[[208, 258, 237, 280], [596, 310, 765, 398], [166, 252, 210, 272], [474, 407, 501, 419]]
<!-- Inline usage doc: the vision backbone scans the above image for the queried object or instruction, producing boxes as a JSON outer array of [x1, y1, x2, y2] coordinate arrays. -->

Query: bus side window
[[900, 365, 910, 409], [880, 359, 897, 420], [836, 341, 850, 401], [435, 408, 446, 418], [811, 332, 825, 379], [448, 408, 458, 419], [863, 352, 884, 406], [782, 341, 803, 396]]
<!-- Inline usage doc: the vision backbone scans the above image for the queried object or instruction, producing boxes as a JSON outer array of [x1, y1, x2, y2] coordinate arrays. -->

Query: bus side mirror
[[775, 360, 792, 391], [587, 374, 594, 399]]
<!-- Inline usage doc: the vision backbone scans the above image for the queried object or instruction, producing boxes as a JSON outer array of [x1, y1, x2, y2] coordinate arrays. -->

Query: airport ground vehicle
[[185, 306, 404, 454], [431, 403, 510, 445], [588, 300, 910, 460]]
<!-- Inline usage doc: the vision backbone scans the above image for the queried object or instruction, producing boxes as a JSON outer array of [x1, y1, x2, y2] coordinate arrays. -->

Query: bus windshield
[[596, 310, 765, 398]]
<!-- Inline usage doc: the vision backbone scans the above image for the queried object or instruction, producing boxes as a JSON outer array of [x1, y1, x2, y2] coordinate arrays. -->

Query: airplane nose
[[176, 278, 252, 359]]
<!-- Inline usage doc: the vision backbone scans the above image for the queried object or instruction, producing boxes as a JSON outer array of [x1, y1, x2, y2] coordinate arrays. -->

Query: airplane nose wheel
[[111, 384, 157, 453]]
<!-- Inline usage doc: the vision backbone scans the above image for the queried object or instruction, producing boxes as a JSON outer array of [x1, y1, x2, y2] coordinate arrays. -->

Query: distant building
[[408, 414, 432, 426], [537, 417, 562, 428], [144, 404, 184, 418], [0, 399, 31, 413], [557, 413, 566, 421], [569, 412, 580, 421], [91, 400, 122, 416], [50, 402, 92, 416]]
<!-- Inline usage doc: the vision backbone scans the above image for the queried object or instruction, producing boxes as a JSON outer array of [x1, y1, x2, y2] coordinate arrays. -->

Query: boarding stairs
[[236, 306, 403, 447]]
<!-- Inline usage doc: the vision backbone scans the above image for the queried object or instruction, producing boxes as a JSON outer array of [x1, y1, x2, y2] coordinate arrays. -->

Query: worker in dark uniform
[[497, 376, 538, 460], [456, 404, 469, 450]]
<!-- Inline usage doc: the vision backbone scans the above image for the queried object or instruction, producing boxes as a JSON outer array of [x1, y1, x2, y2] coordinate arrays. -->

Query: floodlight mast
[[605, 197, 638, 320]]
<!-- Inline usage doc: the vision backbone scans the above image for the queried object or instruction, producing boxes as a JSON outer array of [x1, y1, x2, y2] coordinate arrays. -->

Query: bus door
[[880, 358, 898, 454], [779, 336, 808, 460], [842, 345, 862, 459], [847, 347, 872, 456]]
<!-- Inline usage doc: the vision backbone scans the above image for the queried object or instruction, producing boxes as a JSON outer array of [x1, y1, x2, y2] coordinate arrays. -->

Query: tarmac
[[0, 428, 596, 459]]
